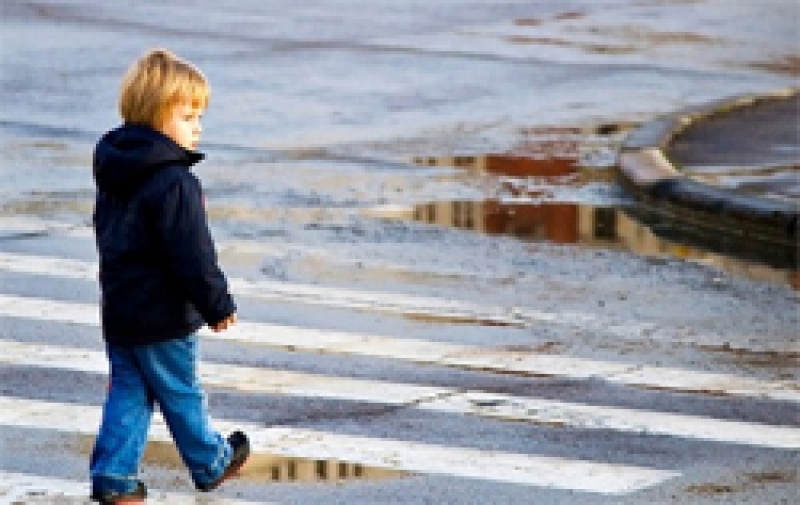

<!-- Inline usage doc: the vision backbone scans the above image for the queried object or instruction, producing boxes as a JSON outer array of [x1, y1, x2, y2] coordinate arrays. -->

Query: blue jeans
[[90, 334, 232, 494]]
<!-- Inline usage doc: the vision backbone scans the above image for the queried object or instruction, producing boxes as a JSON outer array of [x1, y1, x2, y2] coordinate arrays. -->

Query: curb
[[616, 87, 799, 243]]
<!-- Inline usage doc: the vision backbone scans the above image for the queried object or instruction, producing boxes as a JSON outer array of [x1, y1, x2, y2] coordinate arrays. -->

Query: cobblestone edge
[[616, 87, 799, 242]]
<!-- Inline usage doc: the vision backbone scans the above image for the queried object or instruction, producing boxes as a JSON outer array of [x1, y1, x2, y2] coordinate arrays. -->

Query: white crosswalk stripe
[[0, 339, 797, 450], [0, 293, 796, 402], [0, 396, 679, 494], [1, 245, 797, 501]]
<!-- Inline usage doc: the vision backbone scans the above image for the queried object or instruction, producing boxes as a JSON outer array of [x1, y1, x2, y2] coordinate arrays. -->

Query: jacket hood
[[93, 124, 203, 197]]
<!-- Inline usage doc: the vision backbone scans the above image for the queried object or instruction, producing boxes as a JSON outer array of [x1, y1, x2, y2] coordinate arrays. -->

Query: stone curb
[[616, 87, 799, 242]]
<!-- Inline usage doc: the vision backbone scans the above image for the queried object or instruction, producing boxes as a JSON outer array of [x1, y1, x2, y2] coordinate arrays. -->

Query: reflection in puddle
[[392, 154, 798, 288], [412, 153, 613, 182], [411, 153, 615, 201], [413, 154, 580, 177], [78, 437, 405, 485], [241, 453, 403, 484], [401, 199, 798, 288]]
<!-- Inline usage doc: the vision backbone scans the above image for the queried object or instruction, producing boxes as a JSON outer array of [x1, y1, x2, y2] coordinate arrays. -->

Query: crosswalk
[[1, 396, 679, 494], [0, 292, 795, 402], [0, 218, 797, 503], [1, 340, 797, 450]]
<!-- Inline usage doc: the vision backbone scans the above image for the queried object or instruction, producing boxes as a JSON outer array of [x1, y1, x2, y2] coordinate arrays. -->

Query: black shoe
[[90, 481, 147, 504], [197, 430, 251, 492]]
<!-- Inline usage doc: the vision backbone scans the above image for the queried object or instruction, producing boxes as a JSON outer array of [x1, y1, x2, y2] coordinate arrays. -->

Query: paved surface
[[1, 219, 798, 505], [667, 94, 800, 202], [1, 1, 799, 504]]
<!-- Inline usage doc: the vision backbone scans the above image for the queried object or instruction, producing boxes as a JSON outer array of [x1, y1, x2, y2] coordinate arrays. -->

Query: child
[[89, 48, 250, 504]]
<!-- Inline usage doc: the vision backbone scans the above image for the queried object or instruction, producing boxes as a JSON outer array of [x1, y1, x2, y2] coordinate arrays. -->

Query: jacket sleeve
[[148, 170, 236, 326]]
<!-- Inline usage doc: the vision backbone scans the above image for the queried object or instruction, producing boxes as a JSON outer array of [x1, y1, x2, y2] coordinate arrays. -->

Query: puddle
[[77, 436, 405, 485], [407, 153, 616, 203], [402, 199, 797, 288], [369, 155, 798, 288], [402, 311, 523, 327]]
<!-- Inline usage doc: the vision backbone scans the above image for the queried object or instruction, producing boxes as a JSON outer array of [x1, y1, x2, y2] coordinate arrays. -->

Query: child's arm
[[147, 169, 236, 330]]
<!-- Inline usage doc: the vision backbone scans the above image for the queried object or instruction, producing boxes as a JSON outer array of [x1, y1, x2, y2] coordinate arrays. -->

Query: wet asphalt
[[1, 1, 799, 504]]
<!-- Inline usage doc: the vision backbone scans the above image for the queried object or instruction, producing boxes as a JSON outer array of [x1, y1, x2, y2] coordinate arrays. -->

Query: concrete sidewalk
[[617, 88, 799, 244]]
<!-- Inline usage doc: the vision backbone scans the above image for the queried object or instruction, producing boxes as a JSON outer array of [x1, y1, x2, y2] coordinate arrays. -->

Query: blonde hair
[[119, 49, 209, 129]]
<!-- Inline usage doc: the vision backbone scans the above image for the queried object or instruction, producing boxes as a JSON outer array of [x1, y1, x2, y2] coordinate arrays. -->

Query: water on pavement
[[0, 1, 798, 291]]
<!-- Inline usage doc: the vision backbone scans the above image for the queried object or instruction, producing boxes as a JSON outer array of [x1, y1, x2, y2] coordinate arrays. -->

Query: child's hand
[[211, 313, 237, 332]]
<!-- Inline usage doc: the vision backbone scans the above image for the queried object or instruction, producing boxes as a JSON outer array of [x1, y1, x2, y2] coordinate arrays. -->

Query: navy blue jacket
[[92, 124, 235, 346]]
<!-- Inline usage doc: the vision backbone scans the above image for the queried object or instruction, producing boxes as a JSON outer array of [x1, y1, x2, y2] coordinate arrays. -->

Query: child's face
[[159, 102, 203, 151]]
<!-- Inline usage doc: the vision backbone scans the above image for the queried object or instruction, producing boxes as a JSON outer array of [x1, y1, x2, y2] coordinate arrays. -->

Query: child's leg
[[132, 334, 233, 488], [90, 344, 154, 495]]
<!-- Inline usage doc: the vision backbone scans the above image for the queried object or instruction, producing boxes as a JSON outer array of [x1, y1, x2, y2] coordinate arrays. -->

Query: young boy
[[89, 48, 250, 504]]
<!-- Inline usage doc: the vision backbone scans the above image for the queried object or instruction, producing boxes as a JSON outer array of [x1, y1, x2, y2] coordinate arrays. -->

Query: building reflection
[[407, 200, 798, 288], [242, 455, 402, 483], [128, 436, 404, 484], [413, 154, 579, 178], [378, 155, 798, 288]]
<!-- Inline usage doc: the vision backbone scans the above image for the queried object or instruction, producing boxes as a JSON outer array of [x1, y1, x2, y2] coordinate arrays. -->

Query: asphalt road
[[0, 1, 798, 504], [1, 216, 798, 504]]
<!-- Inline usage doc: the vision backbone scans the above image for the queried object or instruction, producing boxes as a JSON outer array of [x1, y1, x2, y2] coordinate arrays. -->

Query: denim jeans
[[90, 334, 232, 494]]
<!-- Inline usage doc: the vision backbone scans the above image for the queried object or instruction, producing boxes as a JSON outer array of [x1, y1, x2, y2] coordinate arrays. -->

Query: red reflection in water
[[407, 153, 796, 289], [483, 201, 579, 243], [484, 155, 577, 177]]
